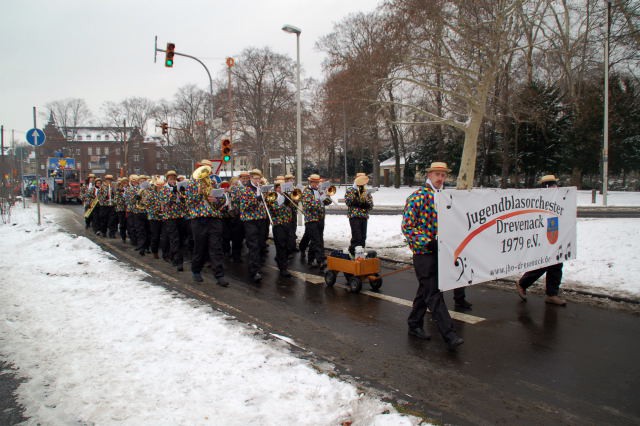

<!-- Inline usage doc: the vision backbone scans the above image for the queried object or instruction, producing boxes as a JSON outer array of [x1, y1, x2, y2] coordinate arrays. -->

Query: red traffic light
[[221, 139, 232, 162], [161, 122, 169, 135], [165, 43, 175, 68]]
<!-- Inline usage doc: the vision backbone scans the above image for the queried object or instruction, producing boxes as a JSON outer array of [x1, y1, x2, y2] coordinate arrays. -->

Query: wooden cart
[[324, 255, 382, 293]]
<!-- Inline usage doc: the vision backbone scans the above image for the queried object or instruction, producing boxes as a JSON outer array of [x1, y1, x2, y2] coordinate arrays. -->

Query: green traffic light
[[166, 59, 173, 67], [223, 155, 231, 162]]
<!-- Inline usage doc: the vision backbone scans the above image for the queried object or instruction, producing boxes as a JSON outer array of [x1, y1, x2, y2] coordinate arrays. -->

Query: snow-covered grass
[[0, 205, 420, 426]]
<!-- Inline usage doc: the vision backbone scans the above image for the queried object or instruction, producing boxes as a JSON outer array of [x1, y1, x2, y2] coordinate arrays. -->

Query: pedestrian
[[401, 161, 464, 351], [515, 174, 567, 306]]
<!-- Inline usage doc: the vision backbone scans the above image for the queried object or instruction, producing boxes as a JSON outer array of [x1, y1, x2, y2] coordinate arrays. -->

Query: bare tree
[[382, 0, 524, 189], [232, 47, 296, 178], [45, 98, 93, 141]]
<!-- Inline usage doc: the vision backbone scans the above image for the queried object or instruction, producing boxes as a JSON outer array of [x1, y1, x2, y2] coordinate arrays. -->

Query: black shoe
[[95, 231, 103, 237], [308, 259, 319, 268], [233, 258, 243, 264], [139, 249, 145, 256], [279, 270, 292, 278], [121, 238, 126, 243], [252, 273, 262, 282], [216, 278, 229, 287], [192, 273, 203, 283], [446, 333, 464, 351], [176, 265, 184, 272], [455, 299, 473, 311], [408, 327, 431, 340]]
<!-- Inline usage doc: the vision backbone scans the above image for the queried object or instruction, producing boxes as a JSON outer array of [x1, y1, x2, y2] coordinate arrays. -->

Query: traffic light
[[221, 139, 232, 162], [161, 122, 168, 135], [165, 43, 175, 68]]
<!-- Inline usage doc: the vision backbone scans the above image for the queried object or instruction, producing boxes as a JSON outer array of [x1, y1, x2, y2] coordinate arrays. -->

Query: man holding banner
[[515, 175, 567, 306], [401, 162, 464, 351]]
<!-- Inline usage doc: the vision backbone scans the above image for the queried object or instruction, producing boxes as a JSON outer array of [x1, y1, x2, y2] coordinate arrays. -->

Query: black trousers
[[99, 206, 117, 237], [222, 217, 244, 260], [408, 253, 455, 338], [287, 219, 297, 252], [272, 224, 291, 271], [244, 219, 267, 276], [134, 213, 148, 250], [126, 212, 137, 245], [299, 227, 310, 253], [191, 217, 225, 278], [91, 205, 102, 234], [163, 218, 183, 266], [348, 217, 368, 255], [306, 219, 325, 264], [148, 219, 163, 254], [117, 211, 127, 241], [519, 263, 563, 296]]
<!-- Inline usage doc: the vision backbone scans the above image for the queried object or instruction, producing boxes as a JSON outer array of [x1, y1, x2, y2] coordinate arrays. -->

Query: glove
[[427, 239, 437, 253]]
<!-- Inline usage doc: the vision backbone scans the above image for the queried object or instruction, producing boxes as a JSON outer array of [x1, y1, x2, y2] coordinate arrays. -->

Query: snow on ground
[[0, 205, 420, 426], [321, 215, 640, 301]]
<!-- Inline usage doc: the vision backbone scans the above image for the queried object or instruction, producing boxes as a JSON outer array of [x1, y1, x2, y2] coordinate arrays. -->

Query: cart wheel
[[369, 275, 383, 291], [324, 270, 337, 287], [344, 272, 353, 280], [347, 276, 363, 294]]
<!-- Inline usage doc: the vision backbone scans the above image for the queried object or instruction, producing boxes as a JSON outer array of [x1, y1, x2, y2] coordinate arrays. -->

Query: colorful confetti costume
[[142, 187, 165, 255], [159, 185, 187, 268], [401, 183, 456, 341], [114, 187, 128, 242], [344, 186, 374, 255]]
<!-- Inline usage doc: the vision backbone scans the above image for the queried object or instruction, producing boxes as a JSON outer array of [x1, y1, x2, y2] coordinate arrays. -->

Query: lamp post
[[282, 24, 302, 187]]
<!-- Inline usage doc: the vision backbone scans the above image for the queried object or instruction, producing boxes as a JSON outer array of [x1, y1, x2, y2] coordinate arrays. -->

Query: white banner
[[435, 188, 577, 291]]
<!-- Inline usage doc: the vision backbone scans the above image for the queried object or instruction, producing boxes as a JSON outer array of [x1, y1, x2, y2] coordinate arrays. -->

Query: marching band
[[80, 162, 383, 285]]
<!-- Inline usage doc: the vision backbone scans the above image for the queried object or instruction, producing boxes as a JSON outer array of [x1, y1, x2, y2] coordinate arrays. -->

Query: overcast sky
[[2, 0, 380, 143]]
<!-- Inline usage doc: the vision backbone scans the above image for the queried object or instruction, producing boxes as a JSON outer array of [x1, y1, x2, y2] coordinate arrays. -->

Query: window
[[75, 148, 80, 155], [87, 147, 92, 155], [86, 134, 91, 139], [133, 155, 140, 162], [105, 147, 109, 155], [156, 151, 162, 159], [96, 135, 101, 141], [115, 148, 121, 155], [156, 163, 161, 170], [116, 161, 121, 169], [104, 162, 110, 169], [78, 136, 83, 141], [77, 162, 81, 170]]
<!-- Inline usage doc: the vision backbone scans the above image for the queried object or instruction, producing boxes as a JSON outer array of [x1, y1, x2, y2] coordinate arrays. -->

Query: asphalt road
[[5, 204, 640, 425]]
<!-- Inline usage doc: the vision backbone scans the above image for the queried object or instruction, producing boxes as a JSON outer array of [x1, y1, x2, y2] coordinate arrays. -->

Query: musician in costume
[[266, 178, 293, 277], [228, 172, 250, 263], [80, 173, 96, 229], [301, 174, 333, 268], [185, 164, 229, 287], [89, 177, 102, 235], [123, 175, 140, 248], [344, 173, 374, 256], [141, 175, 166, 259], [238, 169, 269, 282], [134, 175, 151, 255], [114, 177, 128, 243], [159, 170, 187, 272], [284, 174, 299, 254], [401, 161, 464, 351], [96, 174, 118, 238]]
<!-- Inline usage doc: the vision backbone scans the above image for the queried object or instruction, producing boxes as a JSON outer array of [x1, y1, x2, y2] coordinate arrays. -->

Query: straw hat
[[426, 162, 451, 173], [94, 177, 102, 183], [129, 174, 139, 181], [239, 170, 250, 177], [200, 159, 213, 167], [356, 172, 367, 177], [308, 174, 321, 182], [249, 168, 263, 177], [165, 170, 178, 177], [139, 175, 149, 180], [354, 175, 369, 186], [104, 174, 114, 180], [284, 174, 295, 180], [275, 175, 285, 181], [539, 175, 558, 185], [88, 173, 96, 178]]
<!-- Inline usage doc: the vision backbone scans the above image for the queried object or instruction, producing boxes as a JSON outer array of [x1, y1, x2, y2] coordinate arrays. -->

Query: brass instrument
[[290, 187, 302, 201], [326, 185, 337, 196], [83, 196, 99, 218], [192, 165, 216, 210]]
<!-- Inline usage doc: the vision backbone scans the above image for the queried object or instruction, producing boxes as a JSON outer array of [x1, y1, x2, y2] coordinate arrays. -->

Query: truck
[[47, 157, 82, 204]]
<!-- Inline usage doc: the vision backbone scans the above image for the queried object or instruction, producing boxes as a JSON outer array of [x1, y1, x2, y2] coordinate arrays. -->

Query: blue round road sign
[[26, 128, 46, 146]]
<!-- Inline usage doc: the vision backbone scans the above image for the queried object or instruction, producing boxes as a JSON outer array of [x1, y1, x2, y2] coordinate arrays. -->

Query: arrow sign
[[26, 128, 46, 146]]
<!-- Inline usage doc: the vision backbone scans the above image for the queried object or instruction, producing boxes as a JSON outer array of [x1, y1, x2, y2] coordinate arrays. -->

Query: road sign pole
[[33, 107, 41, 225]]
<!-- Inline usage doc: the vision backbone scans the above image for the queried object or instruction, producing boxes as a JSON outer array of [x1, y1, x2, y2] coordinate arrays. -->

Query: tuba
[[192, 165, 215, 208]]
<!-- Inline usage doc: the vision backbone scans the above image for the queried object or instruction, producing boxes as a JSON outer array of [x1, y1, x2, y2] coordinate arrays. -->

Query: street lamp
[[282, 24, 302, 187]]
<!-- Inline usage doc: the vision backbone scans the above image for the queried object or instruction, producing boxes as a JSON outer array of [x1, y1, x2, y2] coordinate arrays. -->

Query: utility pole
[[603, 1, 611, 206], [227, 57, 235, 175], [33, 107, 41, 225]]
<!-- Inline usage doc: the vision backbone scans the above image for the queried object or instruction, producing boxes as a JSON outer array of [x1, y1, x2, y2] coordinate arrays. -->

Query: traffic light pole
[[155, 39, 216, 159]]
